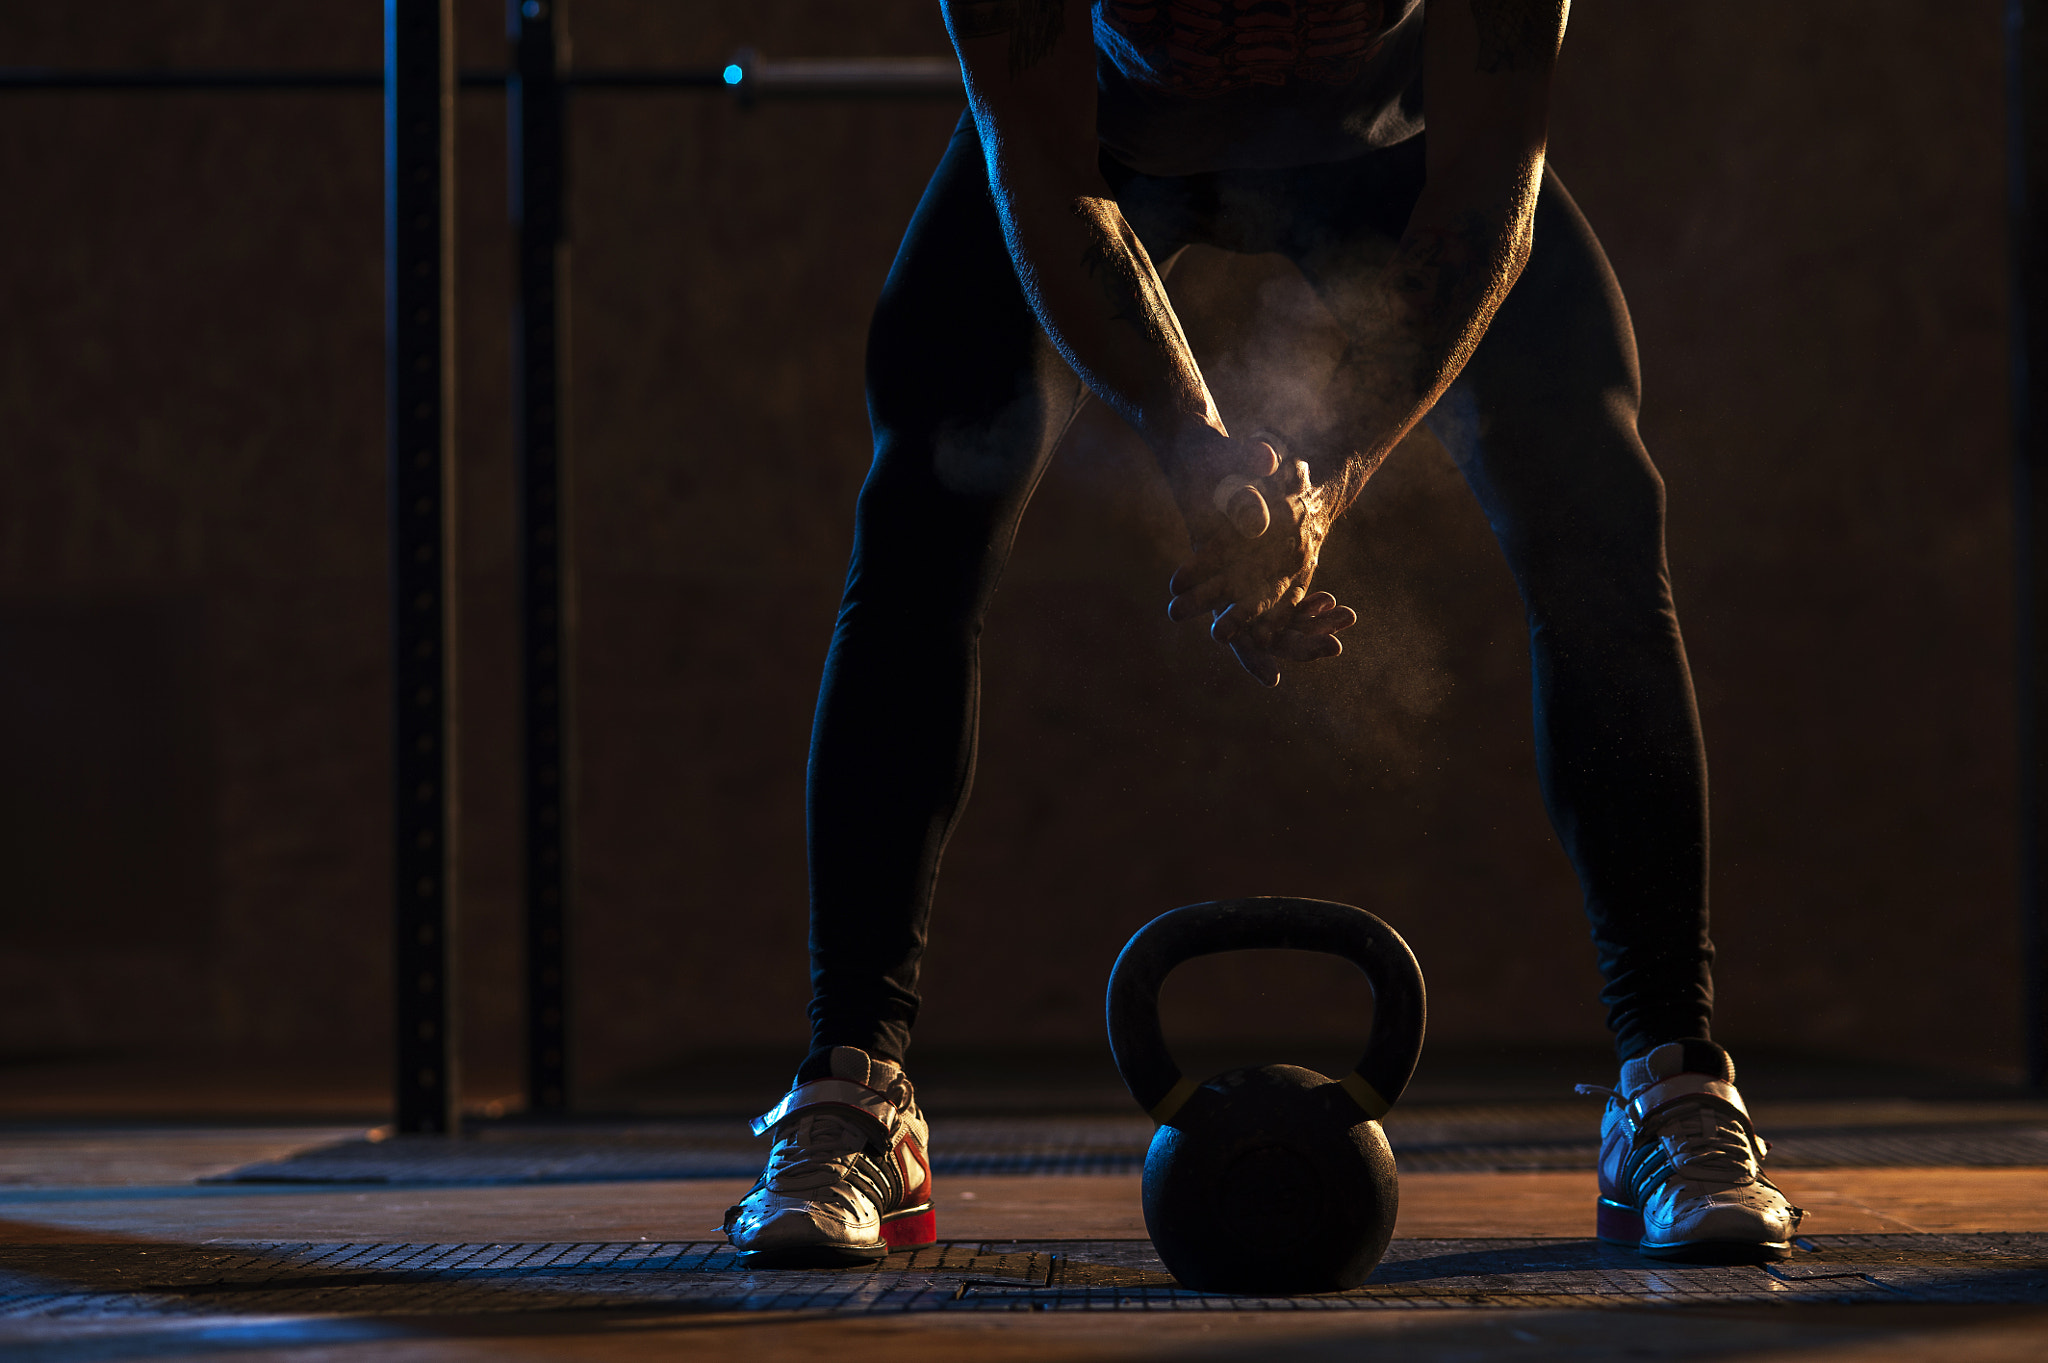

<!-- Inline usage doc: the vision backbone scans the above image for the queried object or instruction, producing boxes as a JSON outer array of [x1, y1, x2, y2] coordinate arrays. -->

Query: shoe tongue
[[1622, 1040, 1735, 1094], [826, 1046, 876, 1086], [1619, 1049, 1662, 1095], [825, 1045, 904, 1093]]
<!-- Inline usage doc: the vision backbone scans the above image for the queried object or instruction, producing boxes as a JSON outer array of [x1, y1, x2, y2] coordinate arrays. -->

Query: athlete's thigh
[[866, 112, 1084, 511], [1428, 165, 1660, 568]]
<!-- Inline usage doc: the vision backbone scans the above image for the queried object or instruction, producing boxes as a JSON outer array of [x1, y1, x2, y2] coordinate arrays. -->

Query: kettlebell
[[1105, 897, 1426, 1295]]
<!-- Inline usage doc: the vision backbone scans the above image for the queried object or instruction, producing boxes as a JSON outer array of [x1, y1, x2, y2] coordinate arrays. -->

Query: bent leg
[[1424, 168, 1713, 1060], [807, 113, 1086, 1068]]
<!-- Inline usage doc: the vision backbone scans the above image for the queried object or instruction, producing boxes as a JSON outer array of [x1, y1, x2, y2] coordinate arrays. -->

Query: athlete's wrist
[[1152, 420, 1235, 516]]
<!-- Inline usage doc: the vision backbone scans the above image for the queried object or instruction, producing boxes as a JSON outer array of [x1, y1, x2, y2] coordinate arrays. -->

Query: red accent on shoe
[[1596, 1196, 1644, 1246], [898, 1136, 932, 1206], [880, 1206, 937, 1250]]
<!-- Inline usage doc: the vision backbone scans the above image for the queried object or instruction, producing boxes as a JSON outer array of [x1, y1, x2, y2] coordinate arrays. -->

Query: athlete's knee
[[1577, 426, 1667, 558], [868, 364, 1069, 525], [832, 450, 1002, 634], [865, 259, 1059, 467], [1507, 432, 1674, 631]]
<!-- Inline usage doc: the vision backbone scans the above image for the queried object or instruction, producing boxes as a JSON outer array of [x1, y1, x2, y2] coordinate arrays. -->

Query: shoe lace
[[764, 1111, 867, 1186], [1575, 1081, 1771, 1188], [1643, 1098, 1765, 1185]]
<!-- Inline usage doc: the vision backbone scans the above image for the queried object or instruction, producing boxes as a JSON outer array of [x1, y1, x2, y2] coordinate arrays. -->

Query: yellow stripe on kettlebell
[[1340, 1071, 1391, 1118], [1148, 1076, 1202, 1125]]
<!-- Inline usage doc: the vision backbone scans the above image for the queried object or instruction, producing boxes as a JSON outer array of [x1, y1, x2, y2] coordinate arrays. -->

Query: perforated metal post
[[388, 0, 461, 1134], [511, 0, 573, 1115], [2015, 0, 2048, 1090]]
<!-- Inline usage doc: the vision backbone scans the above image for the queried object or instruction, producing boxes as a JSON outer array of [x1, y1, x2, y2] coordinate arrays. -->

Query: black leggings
[[805, 114, 1713, 1069]]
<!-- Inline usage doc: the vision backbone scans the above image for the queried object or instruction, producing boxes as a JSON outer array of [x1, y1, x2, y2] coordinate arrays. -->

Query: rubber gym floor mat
[[1, 1235, 2044, 1319], [213, 1110, 2048, 1184]]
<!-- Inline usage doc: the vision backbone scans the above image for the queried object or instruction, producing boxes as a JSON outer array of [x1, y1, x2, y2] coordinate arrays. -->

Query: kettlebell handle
[[1105, 897, 1426, 1126]]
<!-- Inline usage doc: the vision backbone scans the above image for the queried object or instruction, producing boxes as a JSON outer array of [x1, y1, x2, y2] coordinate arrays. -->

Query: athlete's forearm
[[989, 160, 1221, 453], [1318, 162, 1540, 513], [1305, 0, 1559, 516], [945, 0, 1229, 482]]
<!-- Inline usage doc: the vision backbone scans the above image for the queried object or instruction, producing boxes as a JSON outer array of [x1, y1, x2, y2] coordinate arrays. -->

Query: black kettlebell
[[1105, 897, 1426, 1295]]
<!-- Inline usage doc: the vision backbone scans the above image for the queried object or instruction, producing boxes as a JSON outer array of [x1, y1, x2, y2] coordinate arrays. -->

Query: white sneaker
[[1580, 1041, 1803, 1262], [722, 1046, 936, 1267]]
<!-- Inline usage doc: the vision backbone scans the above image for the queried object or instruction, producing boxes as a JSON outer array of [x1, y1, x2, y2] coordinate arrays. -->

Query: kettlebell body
[[1107, 899, 1426, 1295], [1143, 1064, 1399, 1293]]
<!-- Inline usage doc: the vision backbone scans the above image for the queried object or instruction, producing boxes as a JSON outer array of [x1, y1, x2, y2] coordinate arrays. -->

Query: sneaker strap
[[1616, 1074, 1751, 1145], [750, 1078, 903, 1138]]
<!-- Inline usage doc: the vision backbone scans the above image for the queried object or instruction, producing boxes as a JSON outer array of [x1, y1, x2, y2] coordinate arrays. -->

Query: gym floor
[[3, 1051, 2046, 1362]]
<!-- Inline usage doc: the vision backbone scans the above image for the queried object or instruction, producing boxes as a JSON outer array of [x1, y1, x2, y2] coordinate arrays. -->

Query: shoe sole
[[732, 1203, 937, 1270], [1597, 1196, 1792, 1264], [736, 1242, 890, 1269], [881, 1203, 937, 1251]]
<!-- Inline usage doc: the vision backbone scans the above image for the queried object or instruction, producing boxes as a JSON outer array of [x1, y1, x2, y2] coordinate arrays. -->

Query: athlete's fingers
[[1270, 629, 1343, 662], [1211, 479, 1271, 538], [1236, 597, 1288, 649], [1189, 435, 1279, 498], [1244, 586, 1310, 650], [1211, 602, 1256, 643], [1245, 603, 1294, 651], [1275, 456, 1311, 497], [1227, 635, 1283, 687], [1305, 604, 1358, 636], [1168, 573, 1232, 622]]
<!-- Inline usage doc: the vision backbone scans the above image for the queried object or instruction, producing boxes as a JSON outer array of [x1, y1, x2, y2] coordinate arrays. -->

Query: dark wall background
[[0, 2, 2015, 1093]]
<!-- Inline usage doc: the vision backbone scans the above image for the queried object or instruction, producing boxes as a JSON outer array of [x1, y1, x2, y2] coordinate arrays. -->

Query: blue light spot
[[723, 64, 744, 86]]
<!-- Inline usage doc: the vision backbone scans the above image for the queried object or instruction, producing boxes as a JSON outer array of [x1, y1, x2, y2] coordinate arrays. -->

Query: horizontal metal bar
[[562, 70, 725, 89], [743, 56, 962, 97], [0, 68, 394, 90], [0, 58, 962, 97]]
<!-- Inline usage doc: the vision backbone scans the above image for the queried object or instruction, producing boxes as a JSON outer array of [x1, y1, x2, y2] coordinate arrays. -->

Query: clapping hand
[[1167, 439, 1357, 687]]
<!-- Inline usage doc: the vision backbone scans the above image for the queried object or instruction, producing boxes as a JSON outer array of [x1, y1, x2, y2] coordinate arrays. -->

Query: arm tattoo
[[1007, 0, 1066, 74], [1469, 0, 1564, 75], [943, 0, 1067, 76]]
